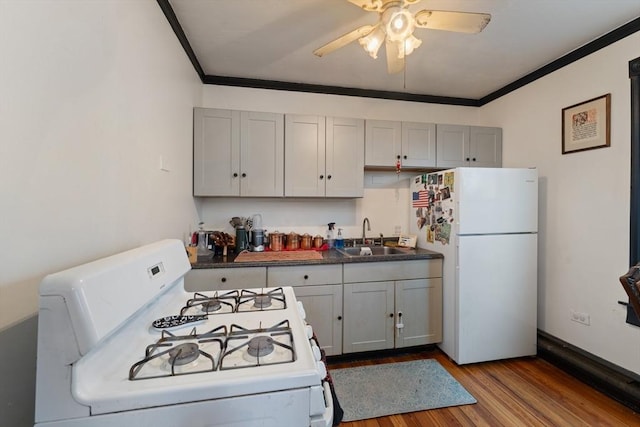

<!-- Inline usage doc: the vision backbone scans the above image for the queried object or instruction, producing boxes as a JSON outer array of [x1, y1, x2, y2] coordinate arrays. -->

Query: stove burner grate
[[220, 320, 296, 370], [237, 287, 286, 312], [129, 325, 227, 380], [180, 290, 238, 315]]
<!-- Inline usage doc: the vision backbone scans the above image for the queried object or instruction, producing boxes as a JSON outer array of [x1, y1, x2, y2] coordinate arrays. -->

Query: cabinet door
[[326, 117, 364, 197], [401, 122, 436, 168], [293, 284, 343, 356], [365, 120, 402, 167], [469, 126, 502, 168], [184, 267, 267, 292], [343, 281, 394, 353], [240, 112, 284, 196], [285, 115, 326, 196], [394, 278, 442, 348], [436, 124, 470, 168], [193, 108, 240, 196]]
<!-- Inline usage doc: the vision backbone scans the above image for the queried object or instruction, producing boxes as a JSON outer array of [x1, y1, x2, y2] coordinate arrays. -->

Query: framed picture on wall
[[562, 93, 611, 154]]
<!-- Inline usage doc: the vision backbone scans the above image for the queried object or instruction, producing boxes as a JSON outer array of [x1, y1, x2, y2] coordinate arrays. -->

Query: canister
[[286, 232, 299, 250], [270, 232, 283, 252], [300, 233, 312, 250]]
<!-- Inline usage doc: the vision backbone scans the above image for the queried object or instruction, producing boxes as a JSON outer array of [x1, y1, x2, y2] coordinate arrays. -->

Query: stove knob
[[316, 361, 327, 379], [296, 300, 307, 320], [311, 343, 322, 361], [305, 324, 313, 339]]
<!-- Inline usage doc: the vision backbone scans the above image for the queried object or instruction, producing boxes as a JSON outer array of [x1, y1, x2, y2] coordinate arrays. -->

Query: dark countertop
[[192, 247, 443, 269]]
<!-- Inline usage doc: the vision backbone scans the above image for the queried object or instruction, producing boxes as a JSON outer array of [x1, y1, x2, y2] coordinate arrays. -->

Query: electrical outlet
[[570, 309, 591, 325], [394, 225, 402, 235]]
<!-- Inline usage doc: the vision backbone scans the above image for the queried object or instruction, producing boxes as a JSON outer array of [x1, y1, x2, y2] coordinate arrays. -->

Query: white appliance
[[34, 239, 334, 427], [410, 168, 538, 364]]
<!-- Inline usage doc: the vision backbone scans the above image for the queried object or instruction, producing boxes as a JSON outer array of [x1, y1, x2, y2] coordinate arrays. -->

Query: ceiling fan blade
[[385, 39, 405, 74], [414, 10, 491, 34], [313, 25, 375, 57]]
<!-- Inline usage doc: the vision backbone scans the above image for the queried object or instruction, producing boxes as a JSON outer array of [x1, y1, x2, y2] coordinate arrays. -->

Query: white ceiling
[[166, 0, 640, 102]]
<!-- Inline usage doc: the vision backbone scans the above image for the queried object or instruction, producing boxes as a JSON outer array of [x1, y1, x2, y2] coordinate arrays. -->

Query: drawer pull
[[304, 274, 309, 280], [221, 277, 227, 283], [337, 316, 342, 321]]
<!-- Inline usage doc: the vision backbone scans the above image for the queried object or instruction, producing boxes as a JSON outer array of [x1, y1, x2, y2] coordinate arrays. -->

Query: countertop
[[192, 247, 443, 269]]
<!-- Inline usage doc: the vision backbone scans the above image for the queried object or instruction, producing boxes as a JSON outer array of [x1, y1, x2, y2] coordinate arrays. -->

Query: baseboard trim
[[537, 330, 640, 413]]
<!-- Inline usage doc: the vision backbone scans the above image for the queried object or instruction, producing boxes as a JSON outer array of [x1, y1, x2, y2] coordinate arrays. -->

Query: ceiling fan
[[313, 0, 491, 74]]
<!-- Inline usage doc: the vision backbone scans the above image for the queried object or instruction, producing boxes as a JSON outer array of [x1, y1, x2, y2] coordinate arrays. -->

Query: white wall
[[0, 1, 200, 424], [480, 32, 640, 375], [0, 0, 201, 331], [197, 86, 481, 238]]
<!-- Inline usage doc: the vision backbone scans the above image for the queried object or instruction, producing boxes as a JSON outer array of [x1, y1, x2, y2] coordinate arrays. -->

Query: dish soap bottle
[[326, 222, 335, 249], [335, 228, 344, 249]]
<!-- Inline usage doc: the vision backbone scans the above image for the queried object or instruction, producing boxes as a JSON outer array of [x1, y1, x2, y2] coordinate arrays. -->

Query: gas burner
[[129, 326, 226, 380], [180, 290, 238, 316], [201, 298, 222, 313], [169, 343, 200, 366], [246, 336, 274, 358], [253, 294, 272, 309], [237, 288, 286, 312], [220, 320, 295, 370]]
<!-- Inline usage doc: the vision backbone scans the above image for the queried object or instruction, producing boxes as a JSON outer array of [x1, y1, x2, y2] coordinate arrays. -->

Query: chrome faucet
[[362, 217, 371, 245]]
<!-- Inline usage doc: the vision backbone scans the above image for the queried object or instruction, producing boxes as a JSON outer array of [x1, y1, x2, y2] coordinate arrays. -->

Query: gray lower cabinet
[[436, 124, 502, 168], [342, 260, 442, 353], [267, 265, 343, 356], [184, 267, 267, 292]]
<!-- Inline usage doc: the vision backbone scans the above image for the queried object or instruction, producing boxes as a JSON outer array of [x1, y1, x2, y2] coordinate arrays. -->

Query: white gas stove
[[35, 240, 334, 426]]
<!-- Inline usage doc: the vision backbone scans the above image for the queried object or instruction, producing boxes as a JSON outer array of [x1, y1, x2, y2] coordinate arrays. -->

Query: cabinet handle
[[396, 155, 401, 159], [233, 173, 238, 178], [327, 175, 332, 180], [319, 175, 324, 180], [465, 157, 470, 161], [389, 313, 394, 318], [221, 277, 227, 283], [303, 274, 309, 280], [337, 315, 342, 320], [403, 155, 407, 159], [241, 173, 247, 178], [472, 158, 476, 162]]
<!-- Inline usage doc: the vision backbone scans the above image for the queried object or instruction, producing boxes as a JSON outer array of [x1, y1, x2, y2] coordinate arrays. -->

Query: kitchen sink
[[336, 246, 411, 257]]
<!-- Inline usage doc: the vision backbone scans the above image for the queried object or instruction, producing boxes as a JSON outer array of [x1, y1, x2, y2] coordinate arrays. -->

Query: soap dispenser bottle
[[326, 222, 335, 249], [335, 228, 344, 249]]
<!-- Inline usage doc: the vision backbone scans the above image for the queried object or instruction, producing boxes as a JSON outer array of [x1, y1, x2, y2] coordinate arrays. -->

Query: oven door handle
[[320, 380, 334, 427]]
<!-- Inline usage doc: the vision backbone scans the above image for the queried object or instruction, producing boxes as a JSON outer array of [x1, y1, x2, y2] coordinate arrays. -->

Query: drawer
[[343, 259, 442, 283], [184, 267, 267, 292], [268, 264, 342, 287]]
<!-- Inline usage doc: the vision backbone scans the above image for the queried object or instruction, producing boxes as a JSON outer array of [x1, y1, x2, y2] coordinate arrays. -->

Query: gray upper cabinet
[[285, 115, 364, 197], [193, 108, 284, 197], [436, 124, 502, 168], [401, 122, 437, 168], [365, 120, 436, 168], [365, 120, 401, 167]]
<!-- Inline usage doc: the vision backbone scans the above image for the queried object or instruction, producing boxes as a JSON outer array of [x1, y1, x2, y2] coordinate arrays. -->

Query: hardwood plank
[[328, 348, 640, 426]]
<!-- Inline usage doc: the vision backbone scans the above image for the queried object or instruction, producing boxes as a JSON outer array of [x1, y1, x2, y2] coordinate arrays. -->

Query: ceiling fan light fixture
[[402, 34, 422, 57], [383, 7, 415, 41], [358, 25, 385, 58]]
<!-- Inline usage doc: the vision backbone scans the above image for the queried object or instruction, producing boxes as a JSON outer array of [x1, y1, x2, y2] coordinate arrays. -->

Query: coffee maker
[[249, 214, 265, 252]]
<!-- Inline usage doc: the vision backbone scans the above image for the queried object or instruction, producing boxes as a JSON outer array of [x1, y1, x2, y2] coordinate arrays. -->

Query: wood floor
[[327, 348, 639, 426]]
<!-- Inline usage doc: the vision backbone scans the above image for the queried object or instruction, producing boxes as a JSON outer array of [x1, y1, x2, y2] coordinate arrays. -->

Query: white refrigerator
[[410, 167, 538, 364]]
